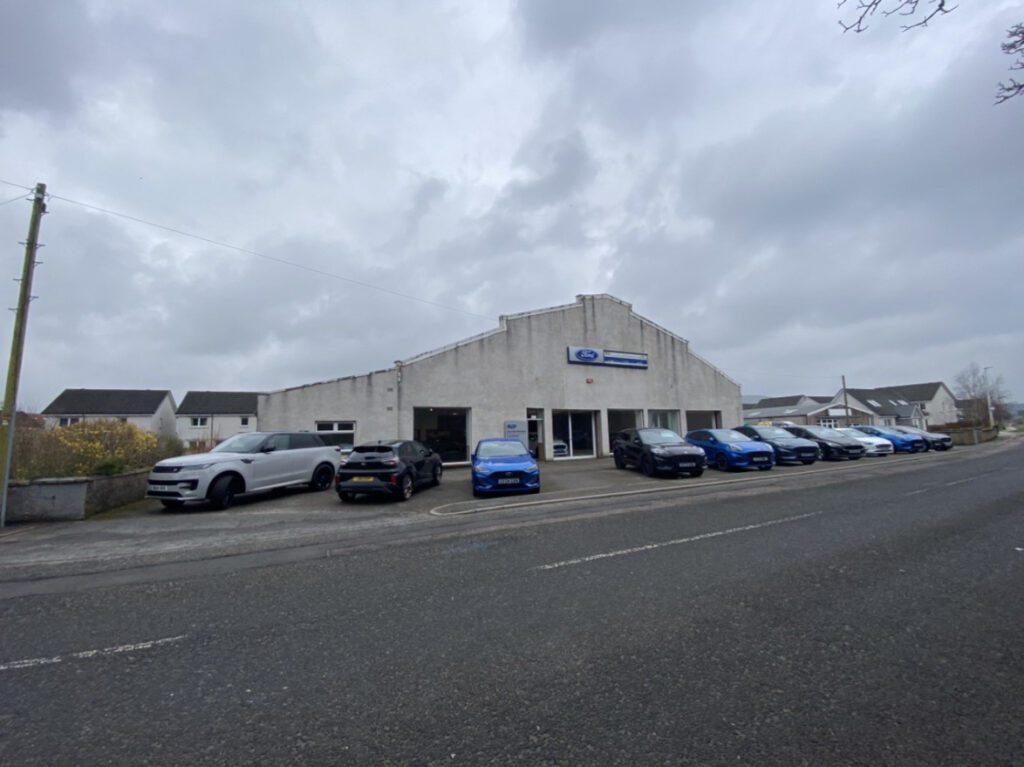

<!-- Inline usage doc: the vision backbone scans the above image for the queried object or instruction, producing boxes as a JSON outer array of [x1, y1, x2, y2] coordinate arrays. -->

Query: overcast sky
[[2, 0, 1022, 412]]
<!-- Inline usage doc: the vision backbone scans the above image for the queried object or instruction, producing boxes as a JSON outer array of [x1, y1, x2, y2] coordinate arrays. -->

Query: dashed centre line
[[0, 634, 188, 672], [533, 510, 823, 571]]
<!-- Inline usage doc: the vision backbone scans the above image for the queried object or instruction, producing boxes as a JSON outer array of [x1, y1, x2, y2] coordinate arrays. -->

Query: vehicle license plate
[[678, 460, 694, 467], [497, 478, 520, 485], [351, 476, 374, 482], [753, 456, 768, 462]]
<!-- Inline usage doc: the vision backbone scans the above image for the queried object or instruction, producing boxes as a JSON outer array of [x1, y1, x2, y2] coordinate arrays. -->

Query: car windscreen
[[212, 434, 266, 453], [754, 427, 797, 440], [805, 427, 846, 440], [638, 428, 684, 445], [476, 441, 529, 458], [712, 430, 750, 443], [351, 444, 397, 455]]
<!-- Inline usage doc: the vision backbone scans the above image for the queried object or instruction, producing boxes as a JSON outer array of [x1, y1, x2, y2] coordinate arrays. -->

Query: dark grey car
[[336, 440, 443, 502], [612, 427, 706, 478]]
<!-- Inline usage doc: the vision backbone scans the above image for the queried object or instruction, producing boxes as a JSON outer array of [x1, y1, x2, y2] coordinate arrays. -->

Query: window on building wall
[[58, 417, 80, 427], [191, 417, 208, 427], [316, 421, 356, 449], [241, 417, 249, 426], [818, 418, 837, 428], [648, 409, 681, 433], [119, 417, 127, 422]]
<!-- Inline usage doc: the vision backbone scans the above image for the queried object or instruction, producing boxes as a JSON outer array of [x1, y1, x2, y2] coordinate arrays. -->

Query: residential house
[[883, 382, 959, 427], [176, 391, 260, 447], [839, 387, 926, 428], [41, 389, 177, 436]]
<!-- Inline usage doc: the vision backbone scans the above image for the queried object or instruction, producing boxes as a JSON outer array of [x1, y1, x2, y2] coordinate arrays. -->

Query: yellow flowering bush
[[10, 419, 183, 480]]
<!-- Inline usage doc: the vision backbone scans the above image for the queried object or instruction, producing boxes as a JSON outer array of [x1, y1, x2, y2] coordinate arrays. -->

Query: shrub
[[9, 419, 184, 480]]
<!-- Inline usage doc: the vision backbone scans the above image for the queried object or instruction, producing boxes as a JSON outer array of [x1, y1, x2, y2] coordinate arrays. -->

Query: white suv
[[146, 432, 341, 510]]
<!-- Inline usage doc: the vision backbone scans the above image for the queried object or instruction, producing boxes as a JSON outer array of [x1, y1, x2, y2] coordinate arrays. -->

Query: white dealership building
[[258, 294, 742, 462]]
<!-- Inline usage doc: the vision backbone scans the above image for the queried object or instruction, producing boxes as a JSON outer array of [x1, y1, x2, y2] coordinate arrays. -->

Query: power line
[[2, 179, 495, 322]]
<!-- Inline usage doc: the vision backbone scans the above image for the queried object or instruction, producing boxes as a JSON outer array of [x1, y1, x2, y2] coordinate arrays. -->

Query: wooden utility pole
[[0, 182, 46, 528], [842, 375, 852, 426]]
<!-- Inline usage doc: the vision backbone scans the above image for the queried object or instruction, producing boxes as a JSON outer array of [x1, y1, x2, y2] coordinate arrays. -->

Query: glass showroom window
[[316, 421, 356, 450], [648, 409, 681, 433]]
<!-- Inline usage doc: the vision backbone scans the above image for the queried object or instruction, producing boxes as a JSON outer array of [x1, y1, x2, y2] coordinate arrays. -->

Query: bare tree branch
[[837, 0, 956, 34], [996, 23, 1024, 103]]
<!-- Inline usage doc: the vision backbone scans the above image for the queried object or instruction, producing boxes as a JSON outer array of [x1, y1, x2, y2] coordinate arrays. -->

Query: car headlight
[[526, 463, 538, 473], [727, 444, 742, 453], [473, 465, 492, 475], [182, 462, 217, 471], [651, 448, 667, 456]]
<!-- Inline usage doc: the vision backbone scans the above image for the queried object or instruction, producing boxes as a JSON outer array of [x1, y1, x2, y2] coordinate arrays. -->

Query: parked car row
[[611, 422, 955, 479], [146, 422, 954, 510]]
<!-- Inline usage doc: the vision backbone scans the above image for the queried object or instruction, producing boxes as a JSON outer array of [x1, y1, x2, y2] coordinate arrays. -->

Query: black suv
[[336, 440, 443, 502], [780, 425, 866, 460], [734, 424, 820, 465], [613, 427, 706, 478]]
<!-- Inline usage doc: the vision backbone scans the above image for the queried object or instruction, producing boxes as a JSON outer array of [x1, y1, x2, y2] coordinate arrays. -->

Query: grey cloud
[[0, 1, 92, 122]]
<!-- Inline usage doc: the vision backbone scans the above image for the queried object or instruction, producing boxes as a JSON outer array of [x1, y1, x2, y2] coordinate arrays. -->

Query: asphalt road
[[1, 440, 1022, 765]]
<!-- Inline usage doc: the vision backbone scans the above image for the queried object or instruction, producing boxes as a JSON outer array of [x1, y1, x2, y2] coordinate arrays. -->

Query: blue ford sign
[[567, 346, 648, 369]]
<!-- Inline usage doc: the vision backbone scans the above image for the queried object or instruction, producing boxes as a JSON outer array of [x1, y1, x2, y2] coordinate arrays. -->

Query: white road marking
[[533, 511, 823, 571], [904, 476, 979, 496], [0, 634, 187, 672]]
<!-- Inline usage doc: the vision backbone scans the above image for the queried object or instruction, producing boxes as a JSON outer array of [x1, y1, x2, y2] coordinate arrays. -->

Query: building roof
[[753, 395, 808, 408], [881, 382, 947, 402], [177, 391, 261, 416], [42, 388, 174, 416]]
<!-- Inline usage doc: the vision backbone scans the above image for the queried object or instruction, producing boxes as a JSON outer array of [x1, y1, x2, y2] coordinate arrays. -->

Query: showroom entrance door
[[551, 410, 595, 458]]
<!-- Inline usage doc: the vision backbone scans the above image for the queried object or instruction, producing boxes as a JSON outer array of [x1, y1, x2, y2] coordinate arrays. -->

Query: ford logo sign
[[575, 348, 600, 361]]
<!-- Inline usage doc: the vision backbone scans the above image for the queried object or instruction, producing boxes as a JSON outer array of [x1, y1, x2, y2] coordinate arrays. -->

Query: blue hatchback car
[[471, 438, 541, 496], [851, 425, 926, 453], [685, 428, 775, 471]]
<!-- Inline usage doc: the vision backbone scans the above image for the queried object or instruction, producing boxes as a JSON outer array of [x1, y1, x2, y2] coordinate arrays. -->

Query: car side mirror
[[471, 453, 477, 461], [261, 445, 276, 453], [530, 449, 537, 459]]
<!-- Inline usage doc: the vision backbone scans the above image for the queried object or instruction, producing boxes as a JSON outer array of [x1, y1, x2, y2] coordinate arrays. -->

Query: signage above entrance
[[566, 346, 648, 370]]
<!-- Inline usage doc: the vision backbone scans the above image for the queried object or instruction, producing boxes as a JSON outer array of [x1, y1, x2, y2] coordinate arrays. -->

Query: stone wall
[[5, 469, 149, 522]]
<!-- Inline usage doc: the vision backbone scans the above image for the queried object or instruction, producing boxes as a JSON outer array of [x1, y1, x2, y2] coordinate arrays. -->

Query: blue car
[[851, 425, 926, 453], [685, 428, 775, 471], [471, 438, 541, 496]]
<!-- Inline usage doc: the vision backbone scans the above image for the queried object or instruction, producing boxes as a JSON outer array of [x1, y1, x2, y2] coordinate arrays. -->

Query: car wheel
[[338, 491, 355, 503], [715, 454, 729, 471], [641, 455, 656, 477], [160, 499, 184, 509], [399, 473, 414, 501], [613, 450, 626, 469], [689, 469, 704, 478], [310, 464, 334, 491], [208, 475, 238, 510], [430, 463, 443, 486]]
